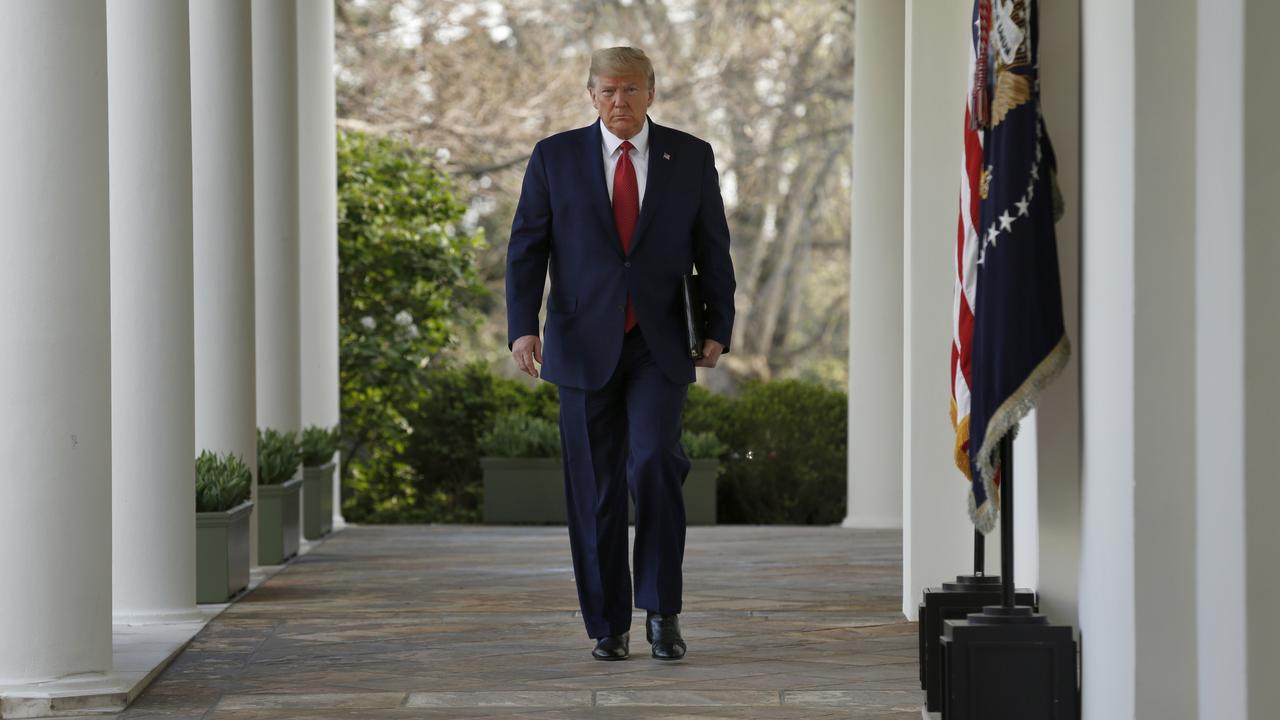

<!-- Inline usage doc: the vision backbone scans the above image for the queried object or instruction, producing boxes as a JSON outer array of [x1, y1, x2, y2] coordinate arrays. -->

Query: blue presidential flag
[[965, 0, 1070, 533]]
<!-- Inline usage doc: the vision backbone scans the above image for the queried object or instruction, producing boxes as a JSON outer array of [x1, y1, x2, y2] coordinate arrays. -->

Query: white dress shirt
[[600, 117, 649, 210]]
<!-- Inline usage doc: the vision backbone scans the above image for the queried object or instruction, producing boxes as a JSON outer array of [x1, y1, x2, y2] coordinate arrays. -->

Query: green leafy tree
[[338, 129, 488, 520]]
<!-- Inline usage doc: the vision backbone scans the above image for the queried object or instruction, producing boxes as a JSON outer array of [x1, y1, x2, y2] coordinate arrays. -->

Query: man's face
[[589, 71, 654, 140]]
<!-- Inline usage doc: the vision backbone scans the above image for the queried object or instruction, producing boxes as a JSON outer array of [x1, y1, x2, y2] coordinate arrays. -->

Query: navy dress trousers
[[505, 116, 736, 639]]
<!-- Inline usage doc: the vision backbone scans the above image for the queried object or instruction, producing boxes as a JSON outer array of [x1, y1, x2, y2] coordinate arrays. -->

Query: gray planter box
[[257, 470, 301, 565], [481, 457, 718, 525], [302, 461, 335, 540], [482, 457, 566, 524], [196, 499, 253, 603], [683, 458, 719, 524]]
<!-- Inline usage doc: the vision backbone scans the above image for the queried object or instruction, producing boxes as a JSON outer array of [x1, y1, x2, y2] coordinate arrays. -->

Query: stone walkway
[[114, 525, 922, 719]]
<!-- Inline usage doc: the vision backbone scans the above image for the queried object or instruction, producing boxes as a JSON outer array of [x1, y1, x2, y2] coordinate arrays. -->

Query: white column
[[0, 0, 112, 681], [253, 0, 302, 435], [900, 0, 996, 619], [1080, 0, 1199, 716], [1195, 2, 1246, 717], [1243, 0, 1280, 712], [107, 0, 199, 624], [1034, 0, 1082, 625], [1078, 0, 1137, 712], [844, 0, 904, 531], [192, 0, 259, 562], [297, 0, 344, 527]]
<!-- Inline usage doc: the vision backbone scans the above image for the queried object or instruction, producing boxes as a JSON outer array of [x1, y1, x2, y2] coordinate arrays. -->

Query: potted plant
[[300, 424, 340, 540], [256, 427, 302, 564], [678, 430, 725, 525], [195, 450, 253, 603], [479, 412, 564, 523]]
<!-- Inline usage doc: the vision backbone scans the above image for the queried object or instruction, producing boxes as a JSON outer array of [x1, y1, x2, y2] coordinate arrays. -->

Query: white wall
[[1012, 411, 1039, 592], [1035, 0, 1082, 628], [1131, 0, 1200, 714], [1243, 0, 1280, 713]]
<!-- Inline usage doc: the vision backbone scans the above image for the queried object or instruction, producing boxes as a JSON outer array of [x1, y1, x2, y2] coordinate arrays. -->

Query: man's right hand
[[512, 335, 543, 379]]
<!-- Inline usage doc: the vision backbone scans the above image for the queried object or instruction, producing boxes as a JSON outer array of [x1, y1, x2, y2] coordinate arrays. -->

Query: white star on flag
[[998, 210, 1015, 231], [1015, 198, 1030, 216]]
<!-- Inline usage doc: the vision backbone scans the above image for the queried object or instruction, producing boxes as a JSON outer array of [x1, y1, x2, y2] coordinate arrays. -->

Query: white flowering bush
[[338, 129, 487, 522]]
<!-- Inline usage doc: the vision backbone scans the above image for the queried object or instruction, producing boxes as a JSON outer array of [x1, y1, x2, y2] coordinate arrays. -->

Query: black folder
[[681, 273, 708, 360]]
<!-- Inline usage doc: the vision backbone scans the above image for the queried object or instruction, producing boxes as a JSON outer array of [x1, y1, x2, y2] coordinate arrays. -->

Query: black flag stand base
[[936, 434, 1078, 719], [918, 529, 1037, 712], [917, 484, 1038, 712]]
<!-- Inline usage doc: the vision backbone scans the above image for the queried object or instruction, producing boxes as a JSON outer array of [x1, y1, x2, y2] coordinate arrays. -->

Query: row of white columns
[[1077, 0, 1280, 716], [847, 0, 1280, 716], [0, 0, 340, 684], [843, 0, 1008, 614]]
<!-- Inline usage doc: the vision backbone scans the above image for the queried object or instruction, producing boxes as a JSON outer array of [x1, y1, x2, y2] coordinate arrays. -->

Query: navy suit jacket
[[505, 117, 736, 390]]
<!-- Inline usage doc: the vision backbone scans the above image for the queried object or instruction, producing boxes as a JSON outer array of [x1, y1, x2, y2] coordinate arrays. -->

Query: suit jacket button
[[624, 261, 631, 267]]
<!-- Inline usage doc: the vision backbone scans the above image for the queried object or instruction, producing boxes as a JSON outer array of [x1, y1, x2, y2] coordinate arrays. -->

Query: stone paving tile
[[111, 524, 923, 719]]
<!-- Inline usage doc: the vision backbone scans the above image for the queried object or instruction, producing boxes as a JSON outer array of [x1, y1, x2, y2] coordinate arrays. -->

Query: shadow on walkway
[[117, 525, 922, 719]]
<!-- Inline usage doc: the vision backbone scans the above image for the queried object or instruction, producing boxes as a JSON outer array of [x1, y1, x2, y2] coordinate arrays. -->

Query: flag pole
[[973, 528, 985, 576]]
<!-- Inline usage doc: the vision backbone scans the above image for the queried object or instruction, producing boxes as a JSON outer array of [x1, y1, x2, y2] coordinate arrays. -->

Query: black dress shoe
[[645, 611, 687, 660], [592, 631, 630, 661]]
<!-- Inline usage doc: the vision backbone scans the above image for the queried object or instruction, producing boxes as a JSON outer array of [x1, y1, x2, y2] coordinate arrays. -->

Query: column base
[[840, 514, 902, 529], [112, 606, 207, 625], [0, 525, 346, 718]]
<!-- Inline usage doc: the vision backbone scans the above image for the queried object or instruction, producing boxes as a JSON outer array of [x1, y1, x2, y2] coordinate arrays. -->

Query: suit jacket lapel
[[583, 120, 625, 259], [628, 118, 671, 258]]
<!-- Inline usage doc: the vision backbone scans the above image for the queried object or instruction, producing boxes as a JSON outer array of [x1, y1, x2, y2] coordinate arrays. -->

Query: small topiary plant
[[478, 412, 562, 458], [681, 430, 727, 460], [195, 450, 252, 513], [301, 425, 341, 467], [257, 428, 302, 485]]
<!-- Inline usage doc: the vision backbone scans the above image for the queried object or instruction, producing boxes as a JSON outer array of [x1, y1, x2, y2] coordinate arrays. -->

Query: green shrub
[[257, 428, 301, 486], [301, 425, 341, 466], [713, 379, 848, 524], [343, 362, 558, 524], [337, 128, 487, 521], [683, 383, 734, 437], [340, 356, 845, 524], [681, 430, 727, 459], [195, 450, 252, 513], [479, 412, 562, 458]]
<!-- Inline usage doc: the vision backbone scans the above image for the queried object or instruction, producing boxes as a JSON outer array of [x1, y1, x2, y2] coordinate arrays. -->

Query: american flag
[[951, 0, 989, 530], [956, 0, 1070, 533]]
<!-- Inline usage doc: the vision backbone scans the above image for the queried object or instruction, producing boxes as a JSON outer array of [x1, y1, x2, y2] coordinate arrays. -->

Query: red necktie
[[613, 140, 639, 333]]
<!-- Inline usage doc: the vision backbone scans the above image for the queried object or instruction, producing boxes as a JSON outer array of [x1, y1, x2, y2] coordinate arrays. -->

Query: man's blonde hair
[[587, 47, 655, 90]]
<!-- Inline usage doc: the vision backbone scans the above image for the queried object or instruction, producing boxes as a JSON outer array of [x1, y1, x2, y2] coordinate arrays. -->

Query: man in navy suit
[[505, 47, 735, 661]]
